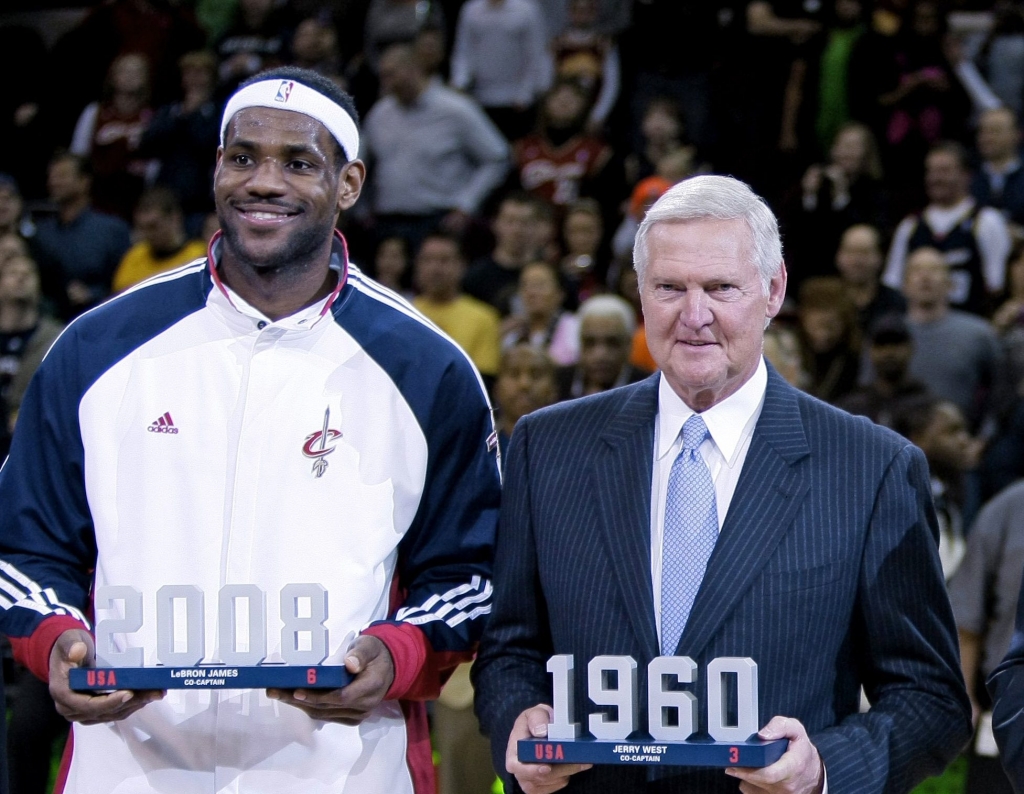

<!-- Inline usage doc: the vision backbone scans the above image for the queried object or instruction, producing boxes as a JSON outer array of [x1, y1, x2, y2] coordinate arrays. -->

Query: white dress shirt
[[648, 359, 831, 786], [650, 357, 767, 643]]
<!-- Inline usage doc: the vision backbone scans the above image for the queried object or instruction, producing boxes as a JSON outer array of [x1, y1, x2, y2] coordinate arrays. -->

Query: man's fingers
[[286, 685, 379, 713], [64, 640, 91, 667], [53, 689, 130, 717], [526, 705, 554, 737], [729, 756, 793, 786], [266, 635, 394, 725], [267, 690, 368, 723], [334, 668, 388, 705], [287, 672, 386, 711], [521, 779, 571, 794], [49, 629, 162, 724], [268, 687, 377, 723], [534, 764, 590, 777], [757, 715, 799, 741], [343, 635, 385, 674], [286, 687, 340, 706], [505, 704, 591, 794], [53, 688, 164, 724], [509, 763, 592, 794], [340, 635, 394, 711], [51, 628, 95, 669], [505, 704, 553, 768], [508, 763, 591, 794], [725, 715, 822, 794], [343, 648, 372, 674], [76, 694, 158, 724]]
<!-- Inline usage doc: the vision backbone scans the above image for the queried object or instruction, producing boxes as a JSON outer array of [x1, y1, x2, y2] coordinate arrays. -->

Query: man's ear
[[766, 261, 788, 319], [337, 159, 366, 213]]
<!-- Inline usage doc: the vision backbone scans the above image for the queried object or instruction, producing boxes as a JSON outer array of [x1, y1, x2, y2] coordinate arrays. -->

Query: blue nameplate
[[69, 665, 352, 691], [518, 736, 787, 767]]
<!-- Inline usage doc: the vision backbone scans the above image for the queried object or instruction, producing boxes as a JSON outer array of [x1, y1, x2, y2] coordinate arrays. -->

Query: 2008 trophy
[[517, 655, 786, 768], [69, 583, 352, 691]]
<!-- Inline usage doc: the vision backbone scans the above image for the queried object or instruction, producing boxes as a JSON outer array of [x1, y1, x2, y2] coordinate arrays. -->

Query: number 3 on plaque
[[547, 654, 759, 743], [93, 584, 329, 667]]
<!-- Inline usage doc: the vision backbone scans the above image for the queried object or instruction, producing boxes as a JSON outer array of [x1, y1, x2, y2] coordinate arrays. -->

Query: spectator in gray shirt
[[361, 42, 509, 253], [903, 246, 1004, 432], [450, 0, 552, 141]]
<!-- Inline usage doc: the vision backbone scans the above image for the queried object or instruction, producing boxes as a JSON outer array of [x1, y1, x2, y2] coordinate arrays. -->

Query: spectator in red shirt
[[514, 78, 612, 209]]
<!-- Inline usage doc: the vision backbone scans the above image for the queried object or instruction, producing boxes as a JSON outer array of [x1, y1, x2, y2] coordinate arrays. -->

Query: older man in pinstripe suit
[[473, 175, 971, 794]]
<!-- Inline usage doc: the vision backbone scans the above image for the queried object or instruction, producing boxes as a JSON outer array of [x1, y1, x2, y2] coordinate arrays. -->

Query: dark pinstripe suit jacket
[[988, 574, 1024, 789], [474, 366, 971, 793]]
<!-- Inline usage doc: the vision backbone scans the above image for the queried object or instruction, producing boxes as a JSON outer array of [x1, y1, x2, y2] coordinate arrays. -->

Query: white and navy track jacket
[[0, 235, 501, 794]]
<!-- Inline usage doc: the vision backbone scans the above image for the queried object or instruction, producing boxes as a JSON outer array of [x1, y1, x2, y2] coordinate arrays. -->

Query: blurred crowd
[[3, 0, 1024, 792]]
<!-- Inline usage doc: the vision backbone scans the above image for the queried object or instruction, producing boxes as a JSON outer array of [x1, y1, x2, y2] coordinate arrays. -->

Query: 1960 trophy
[[517, 655, 786, 768], [70, 584, 352, 691]]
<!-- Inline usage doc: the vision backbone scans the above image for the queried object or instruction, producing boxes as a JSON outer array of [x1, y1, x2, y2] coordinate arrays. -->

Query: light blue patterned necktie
[[661, 414, 719, 656]]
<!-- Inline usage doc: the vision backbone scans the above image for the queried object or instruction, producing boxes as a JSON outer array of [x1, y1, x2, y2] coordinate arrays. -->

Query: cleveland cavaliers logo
[[302, 407, 342, 478]]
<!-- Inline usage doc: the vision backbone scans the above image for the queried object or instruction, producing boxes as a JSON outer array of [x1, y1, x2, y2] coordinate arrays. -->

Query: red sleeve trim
[[362, 622, 473, 701], [401, 700, 436, 794], [9, 615, 90, 683], [54, 728, 74, 794]]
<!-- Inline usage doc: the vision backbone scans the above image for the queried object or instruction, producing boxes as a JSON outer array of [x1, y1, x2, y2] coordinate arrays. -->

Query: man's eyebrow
[[224, 140, 326, 159], [282, 143, 326, 159]]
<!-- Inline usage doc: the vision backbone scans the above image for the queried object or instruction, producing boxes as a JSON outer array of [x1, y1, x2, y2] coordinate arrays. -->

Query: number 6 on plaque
[[648, 656, 698, 741]]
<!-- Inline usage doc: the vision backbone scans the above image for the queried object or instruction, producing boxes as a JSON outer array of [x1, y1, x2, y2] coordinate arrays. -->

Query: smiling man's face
[[640, 218, 786, 411], [214, 106, 355, 272]]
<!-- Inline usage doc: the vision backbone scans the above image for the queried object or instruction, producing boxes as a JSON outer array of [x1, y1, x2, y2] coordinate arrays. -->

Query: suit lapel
[[592, 375, 660, 661], [677, 369, 811, 659]]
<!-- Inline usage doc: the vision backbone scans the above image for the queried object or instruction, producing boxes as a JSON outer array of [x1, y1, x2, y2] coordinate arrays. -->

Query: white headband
[[220, 78, 360, 162]]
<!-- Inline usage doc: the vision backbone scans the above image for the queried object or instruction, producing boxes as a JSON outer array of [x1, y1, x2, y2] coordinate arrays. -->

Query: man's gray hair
[[632, 175, 783, 295], [578, 294, 637, 338]]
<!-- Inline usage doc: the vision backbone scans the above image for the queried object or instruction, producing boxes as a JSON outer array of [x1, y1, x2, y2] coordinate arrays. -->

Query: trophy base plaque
[[70, 665, 353, 691], [518, 736, 787, 768]]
